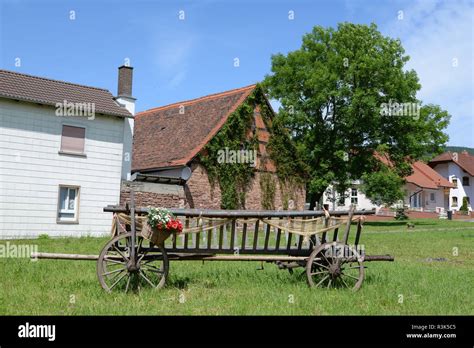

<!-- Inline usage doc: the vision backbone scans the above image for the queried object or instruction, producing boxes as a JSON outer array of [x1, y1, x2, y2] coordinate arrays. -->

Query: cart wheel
[[306, 242, 364, 291], [97, 232, 169, 293]]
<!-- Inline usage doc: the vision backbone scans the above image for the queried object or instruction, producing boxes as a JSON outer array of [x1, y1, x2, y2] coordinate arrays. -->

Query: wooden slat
[[297, 216, 305, 251], [207, 227, 212, 250], [241, 219, 248, 250], [230, 219, 236, 251], [195, 220, 200, 249], [342, 206, 355, 244], [173, 228, 177, 249], [286, 230, 293, 251], [264, 219, 271, 250], [354, 219, 362, 246], [184, 217, 190, 249], [252, 220, 260, 251], [321, 215, 329, 244], [218, 224, 224, 250], [275, 217, 282, 251]]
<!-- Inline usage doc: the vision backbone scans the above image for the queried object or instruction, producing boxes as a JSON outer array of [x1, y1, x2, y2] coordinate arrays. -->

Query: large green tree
[[263, 23, 450, 208]]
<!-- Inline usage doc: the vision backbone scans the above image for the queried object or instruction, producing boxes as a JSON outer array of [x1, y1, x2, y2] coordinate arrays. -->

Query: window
[[452, 178, 458, 188], [351, 188, 358, 205], [60, 125, 85, 154], [57, 186, 80, 222], [462, 176, 470, 186], [430, 193, 436, 202], [338, 192, 345, 206], [466, 197, 471, 205], [452, 196, 458, 207]]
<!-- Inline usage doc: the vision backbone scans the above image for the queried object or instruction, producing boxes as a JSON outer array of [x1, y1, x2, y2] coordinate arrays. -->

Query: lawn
[[0, 219, 473, 315]]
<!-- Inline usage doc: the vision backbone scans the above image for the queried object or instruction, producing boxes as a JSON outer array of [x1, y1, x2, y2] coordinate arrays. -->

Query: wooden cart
[[94, 193, 394, 293]]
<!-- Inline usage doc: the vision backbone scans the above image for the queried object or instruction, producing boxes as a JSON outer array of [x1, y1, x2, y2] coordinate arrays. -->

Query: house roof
[[374, 151, 454, 189], [133, 84, 256, 172], [0, 69, 132, 118], [429, 151, 474, 176], [406, 161, 454, 189]]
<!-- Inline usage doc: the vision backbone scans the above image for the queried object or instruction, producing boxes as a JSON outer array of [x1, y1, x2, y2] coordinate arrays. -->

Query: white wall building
[[0, 67, 135, 238], [429, 151, 473, 212], [323, 161, 454, 213]]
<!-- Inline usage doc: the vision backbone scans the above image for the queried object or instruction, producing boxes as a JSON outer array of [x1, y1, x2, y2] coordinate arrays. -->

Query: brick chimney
[[117, 65, 133, 98], [115, 65, 136, 181]]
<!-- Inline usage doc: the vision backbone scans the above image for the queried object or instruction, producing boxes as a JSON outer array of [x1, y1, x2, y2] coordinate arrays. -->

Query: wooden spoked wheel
[[306, 242, 364, 291], [97, 232, 169, 293]]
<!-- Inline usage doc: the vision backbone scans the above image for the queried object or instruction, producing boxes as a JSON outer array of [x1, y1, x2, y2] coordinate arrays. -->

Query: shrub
[[459, 197, 469, 213], [394, 207, 408, 220]]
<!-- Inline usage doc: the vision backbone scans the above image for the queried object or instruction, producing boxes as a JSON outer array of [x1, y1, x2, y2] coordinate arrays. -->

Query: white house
[[0, 67, 135, 238], [429, 151, 473, 212], [323, 160, 454, 212]]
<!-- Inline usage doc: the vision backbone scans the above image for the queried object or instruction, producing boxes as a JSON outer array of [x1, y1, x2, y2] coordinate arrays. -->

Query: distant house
[[323, 160, 454, 212], [0, 67, 135, 238], [125, 84, 305, 210], [429, 151, 474, 212]]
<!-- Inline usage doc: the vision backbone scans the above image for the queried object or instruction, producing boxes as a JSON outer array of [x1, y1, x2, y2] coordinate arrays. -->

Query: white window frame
[[57, 185, 80, 223], [350, 188, 358, 205]]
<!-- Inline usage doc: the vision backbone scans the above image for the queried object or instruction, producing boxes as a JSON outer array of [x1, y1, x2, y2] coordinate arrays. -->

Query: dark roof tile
[[0, 69, 132, 118], [133, 84, 256, 171]]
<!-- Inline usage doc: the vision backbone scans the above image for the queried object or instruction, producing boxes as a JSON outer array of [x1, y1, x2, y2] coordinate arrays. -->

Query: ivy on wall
[[198, 84, 308, 209], [198, 93, 258, 209], [260, 172, 277, 210]]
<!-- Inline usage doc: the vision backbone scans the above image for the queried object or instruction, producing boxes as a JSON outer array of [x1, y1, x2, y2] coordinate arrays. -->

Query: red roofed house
[[122, 84, 306, 210], [323, 160, 455, 212], [429, 151, 474, 212]]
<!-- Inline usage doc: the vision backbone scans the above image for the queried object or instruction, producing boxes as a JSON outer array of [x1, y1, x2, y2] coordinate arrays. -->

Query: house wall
[[404, 183, 446, 212], [120, 163, 306, 210], [323, 181, 448, 212], [432, 162, 473, 211], [0, 99, 126, 238], [322, 182, 380, 211]]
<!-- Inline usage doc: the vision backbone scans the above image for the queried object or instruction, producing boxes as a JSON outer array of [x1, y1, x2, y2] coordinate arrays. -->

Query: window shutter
[[61, 125, 85, 153]]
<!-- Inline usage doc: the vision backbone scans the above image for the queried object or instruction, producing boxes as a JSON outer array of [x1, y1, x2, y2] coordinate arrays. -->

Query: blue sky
[[1, 0, 473, 147]]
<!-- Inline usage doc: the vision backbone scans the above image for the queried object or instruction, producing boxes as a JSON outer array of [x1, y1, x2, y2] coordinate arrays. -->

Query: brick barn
[[121, 84, 306, 210]]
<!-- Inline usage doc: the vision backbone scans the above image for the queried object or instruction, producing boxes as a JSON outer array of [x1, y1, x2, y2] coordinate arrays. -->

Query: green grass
[[0, 219, 473, 315]]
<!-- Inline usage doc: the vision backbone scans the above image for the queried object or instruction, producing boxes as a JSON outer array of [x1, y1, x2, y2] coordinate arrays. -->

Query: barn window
[[57, 186, 80, 223], [60, 125, 85, 154], [462, 176, 470, 186]]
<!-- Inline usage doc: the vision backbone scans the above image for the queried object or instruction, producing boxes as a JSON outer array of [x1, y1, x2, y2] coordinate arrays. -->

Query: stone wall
[[120, 163, 306, 210]]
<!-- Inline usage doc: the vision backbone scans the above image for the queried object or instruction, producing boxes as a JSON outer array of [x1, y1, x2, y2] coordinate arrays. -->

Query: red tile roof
[[407, 161, 454, 189], [429, 151, 474, 176], [133, 84, 256, 172], [374, 151, 454, 189], [0, 69, 132, 118]]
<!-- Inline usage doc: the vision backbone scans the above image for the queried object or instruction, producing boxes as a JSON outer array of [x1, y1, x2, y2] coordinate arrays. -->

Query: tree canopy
[[263, 23, 450, 207]]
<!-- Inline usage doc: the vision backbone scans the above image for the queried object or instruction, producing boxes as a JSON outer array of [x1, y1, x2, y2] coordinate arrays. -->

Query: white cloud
[[384, 0, 474, 147], [151, 32, 196, 89]]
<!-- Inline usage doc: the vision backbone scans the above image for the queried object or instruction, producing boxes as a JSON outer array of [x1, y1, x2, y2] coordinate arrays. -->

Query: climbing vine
[[260, 172, 277, 210], [198, 84, 308, 209], [198, 93, 258, 209]]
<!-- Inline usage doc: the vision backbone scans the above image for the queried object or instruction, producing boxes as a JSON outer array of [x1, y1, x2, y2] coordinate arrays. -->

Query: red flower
[[165, 219, 183, 233]]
